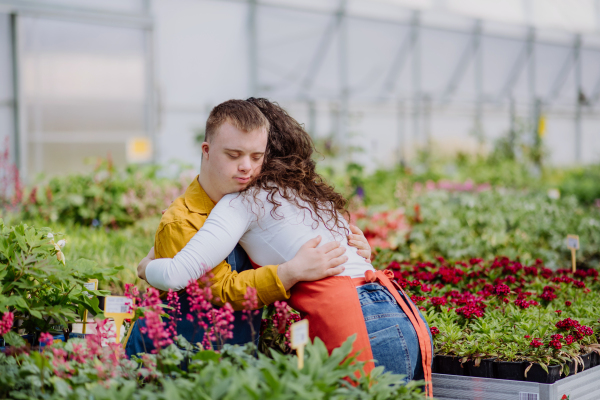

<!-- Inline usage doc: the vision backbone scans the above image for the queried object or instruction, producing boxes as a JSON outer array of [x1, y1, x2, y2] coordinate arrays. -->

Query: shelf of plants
[[383, 257, 600, 399]]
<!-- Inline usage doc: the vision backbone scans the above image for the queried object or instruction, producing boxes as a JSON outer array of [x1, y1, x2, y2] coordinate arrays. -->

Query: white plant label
[[83, 280, 98, 299], [104, 296, 133, 315], [290, 319, 309, 349], [566, 235, 580, 250]]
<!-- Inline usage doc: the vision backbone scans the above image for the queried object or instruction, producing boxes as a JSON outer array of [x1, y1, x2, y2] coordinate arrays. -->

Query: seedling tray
[[432, 365, 600, 400]]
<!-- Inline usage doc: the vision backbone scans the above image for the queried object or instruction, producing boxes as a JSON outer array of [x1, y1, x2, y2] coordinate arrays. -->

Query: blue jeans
[[125, 244, 262, 357], [357, 283, 433, 382]]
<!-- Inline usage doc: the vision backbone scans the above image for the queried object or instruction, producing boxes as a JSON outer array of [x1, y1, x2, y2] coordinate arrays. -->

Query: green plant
[[18, 160, 194, 228], [0, 335, 426, 400], [0, 219, 121, 342]]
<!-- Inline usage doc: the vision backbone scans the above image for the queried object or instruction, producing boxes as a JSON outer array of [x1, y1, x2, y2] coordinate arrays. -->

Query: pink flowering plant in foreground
[[384, 257, 600, 376]]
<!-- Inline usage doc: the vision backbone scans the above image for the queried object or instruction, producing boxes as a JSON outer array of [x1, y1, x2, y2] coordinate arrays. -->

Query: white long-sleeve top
[[145, 188, 375, 291]]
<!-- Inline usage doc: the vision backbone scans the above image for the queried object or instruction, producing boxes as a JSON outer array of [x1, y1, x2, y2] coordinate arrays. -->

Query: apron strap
[[365, 270, 433, 398]]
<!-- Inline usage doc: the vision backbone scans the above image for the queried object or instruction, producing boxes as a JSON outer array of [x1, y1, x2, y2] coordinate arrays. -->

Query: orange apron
[[289, 269, 433, 398]]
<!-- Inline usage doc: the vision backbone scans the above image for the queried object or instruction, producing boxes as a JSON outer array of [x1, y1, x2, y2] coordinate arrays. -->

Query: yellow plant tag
[[104, 296, 134, 344], [567, 235, 580, 273], [82, 279, 98, 334], [290, 319, 309, 370]]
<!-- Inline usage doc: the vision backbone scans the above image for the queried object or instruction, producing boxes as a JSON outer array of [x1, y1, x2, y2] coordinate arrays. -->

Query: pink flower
[[0, 312, 14, 336], [242, 287, 259, 321], [39, 332, 54, 347], [166, 289, 181, 339], [273, 301, 291, 334]]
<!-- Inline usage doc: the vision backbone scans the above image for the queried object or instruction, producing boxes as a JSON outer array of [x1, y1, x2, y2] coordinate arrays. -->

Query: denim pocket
[[368, 324, 412, 382]]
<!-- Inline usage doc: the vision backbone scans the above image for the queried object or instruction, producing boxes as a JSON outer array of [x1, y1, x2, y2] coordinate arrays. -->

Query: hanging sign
[[81, 279, 98, 334], [104, 296, 134, 344], [566, 235, 580, 273], [290, 319, 309, 370], [126, 137, 153, 163]]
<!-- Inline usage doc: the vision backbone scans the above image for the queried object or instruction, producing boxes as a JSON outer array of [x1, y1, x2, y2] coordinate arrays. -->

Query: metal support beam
[[9, 13, 25, 180], [379, 12, 418, 99], [411, 11, 421, 145], [474, 20, 484, 144], [248, 0, 258, 97], [338, 1, 348, 149], [397, 100, 405, 165], [574, 34, 582, 163], [496, 27, 535, 103], [441, 20, 482, 105], [298, 0, 346, 99], [546, 38, 579, 104]]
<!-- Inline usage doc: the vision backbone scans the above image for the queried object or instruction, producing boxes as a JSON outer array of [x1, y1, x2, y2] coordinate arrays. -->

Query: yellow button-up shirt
[[154, 176, 290, 310]]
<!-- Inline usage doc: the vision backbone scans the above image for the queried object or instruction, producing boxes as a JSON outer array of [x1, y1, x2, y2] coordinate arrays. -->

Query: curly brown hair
[[243, 97, 349, 233]]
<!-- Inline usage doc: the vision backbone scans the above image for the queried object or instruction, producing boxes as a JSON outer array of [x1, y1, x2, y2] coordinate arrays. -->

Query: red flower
[[555, 310, 562, 315], [530, 339, 543, 347], [430, 327, 440, 335], [549, 339, 562, 350], [524, 335, 531, 339], [565, 300, 572, 307]]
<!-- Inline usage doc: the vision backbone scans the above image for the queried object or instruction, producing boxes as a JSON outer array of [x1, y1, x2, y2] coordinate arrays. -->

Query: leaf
[[192, 350, 221, 363], [3, 331, 26, 347]]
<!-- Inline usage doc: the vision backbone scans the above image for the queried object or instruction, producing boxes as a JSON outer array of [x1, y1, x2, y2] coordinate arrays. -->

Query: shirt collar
[[184, 175, 215, 214]]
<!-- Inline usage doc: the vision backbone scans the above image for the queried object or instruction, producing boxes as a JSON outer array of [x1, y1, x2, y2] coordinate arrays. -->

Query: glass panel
[[19, 16, 147, 178]]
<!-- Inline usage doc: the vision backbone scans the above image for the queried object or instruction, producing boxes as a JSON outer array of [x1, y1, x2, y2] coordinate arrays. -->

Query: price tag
[[566, 235, 580, 273], [290, 319, 309, 370], [81, 279, 98, 334], [104, 296, 134, 344]]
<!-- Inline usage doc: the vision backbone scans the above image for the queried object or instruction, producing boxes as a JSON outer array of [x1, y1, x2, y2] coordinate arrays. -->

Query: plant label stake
[[566, 235, 580, 273], [290, 319, 309, 370], [104, 296, 133, 344], [81, 279, 98, 334]]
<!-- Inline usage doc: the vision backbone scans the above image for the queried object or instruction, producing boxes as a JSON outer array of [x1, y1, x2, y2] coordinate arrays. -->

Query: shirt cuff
[[255, 264, 291, 305], [145, 259, 171, 292]]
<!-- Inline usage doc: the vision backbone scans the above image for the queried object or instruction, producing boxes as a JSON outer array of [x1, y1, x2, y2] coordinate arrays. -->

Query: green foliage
[[557, 164, 600, 205], [0, 336, 426, 400], [0, 219, 121, 336], [372, 190, 600, 269], [18, 160, 193, 228]]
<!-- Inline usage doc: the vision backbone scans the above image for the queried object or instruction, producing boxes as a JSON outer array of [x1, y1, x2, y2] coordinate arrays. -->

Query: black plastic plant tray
[[432, 365, 600, 400]]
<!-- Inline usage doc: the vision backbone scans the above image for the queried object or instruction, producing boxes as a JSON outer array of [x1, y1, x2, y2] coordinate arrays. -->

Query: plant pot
[[432, 355, 439, 373], [495, 360, 525, 381], [525, 363, 561, 384], [563, 359, 579, 377], [436, 354, 467, 376], [466, 357, 497, 378], [592, 351, 600, 368], [581, 352, 592, 371]]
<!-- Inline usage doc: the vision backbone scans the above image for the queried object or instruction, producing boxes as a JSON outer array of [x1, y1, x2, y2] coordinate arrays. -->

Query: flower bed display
[[382, 257, 600, 383]]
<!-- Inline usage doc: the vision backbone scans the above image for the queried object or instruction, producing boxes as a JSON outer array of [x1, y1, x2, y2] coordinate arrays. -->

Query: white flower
[[57, 239, 66, 248], [547, 189, 560, 200], [47, 233, 54, 239]]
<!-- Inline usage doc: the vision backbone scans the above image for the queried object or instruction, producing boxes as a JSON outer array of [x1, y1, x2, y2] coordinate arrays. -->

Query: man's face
[[201, 120, 267, 199]]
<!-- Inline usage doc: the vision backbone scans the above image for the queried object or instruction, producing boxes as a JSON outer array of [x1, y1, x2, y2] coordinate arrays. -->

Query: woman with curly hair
[[142, 98, 433, 395]]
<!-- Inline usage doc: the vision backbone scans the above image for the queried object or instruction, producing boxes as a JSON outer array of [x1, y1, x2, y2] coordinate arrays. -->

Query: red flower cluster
[[530, 338, 543, 347], [430, 327, 440, 335], [456, 304, 485, 319], [494, 284, 510, 296], [555, 317, 594, 342], [429, 297, 447, 307]]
